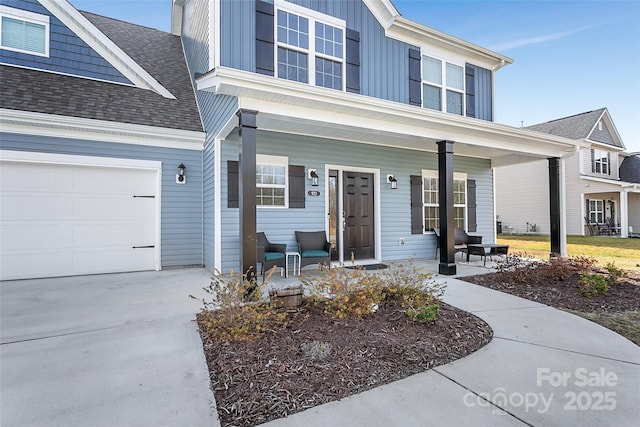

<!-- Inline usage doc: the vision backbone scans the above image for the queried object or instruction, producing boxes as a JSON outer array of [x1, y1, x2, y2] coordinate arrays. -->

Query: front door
[[343, 171, 375, 261]]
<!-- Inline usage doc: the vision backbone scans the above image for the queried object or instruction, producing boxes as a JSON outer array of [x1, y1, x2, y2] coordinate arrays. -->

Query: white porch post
[[620, 190, 628, 238]]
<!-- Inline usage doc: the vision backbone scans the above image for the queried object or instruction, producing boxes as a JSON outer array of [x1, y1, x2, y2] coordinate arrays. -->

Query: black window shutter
[[467, 179, 477, 232], [256, 1, 274, 76], [591, 148, 595, 173], [410, 175, 423, 234], [227, 160, 239, 208], [465, 64, 476, 118], [345, 29, 360, 94], [408, 48, 421, 106], [607, 152, 611, 175], [289, 165, 305, 208]]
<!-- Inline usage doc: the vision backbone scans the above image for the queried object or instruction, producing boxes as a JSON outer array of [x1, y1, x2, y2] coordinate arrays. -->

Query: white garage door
[[1, 157, 160, 281]]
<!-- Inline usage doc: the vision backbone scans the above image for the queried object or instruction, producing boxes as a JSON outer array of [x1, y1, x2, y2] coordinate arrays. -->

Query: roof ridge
[[528, 108, 606, 127]]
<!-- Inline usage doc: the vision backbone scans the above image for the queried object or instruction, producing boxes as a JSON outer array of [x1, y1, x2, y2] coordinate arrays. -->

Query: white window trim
[[0, 5, 50, 57], [421, 54, 465, 115], [256, 154, 289, 209], [274, 0, 346, 90], [421, 170, 468, 233], [593, 148, 609, 175], [588, 199, 605, 224]]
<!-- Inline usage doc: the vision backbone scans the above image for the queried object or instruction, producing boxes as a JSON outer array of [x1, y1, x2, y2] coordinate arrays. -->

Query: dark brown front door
[[343, 171, 375, 260]]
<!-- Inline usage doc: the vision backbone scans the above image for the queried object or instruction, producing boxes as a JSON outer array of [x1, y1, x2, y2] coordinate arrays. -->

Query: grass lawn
[[497, 234, 640, 271]]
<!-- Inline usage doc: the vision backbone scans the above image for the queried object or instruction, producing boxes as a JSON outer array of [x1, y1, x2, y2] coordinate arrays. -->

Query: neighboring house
[[1, 0, 580, 281], [495, 108, 640, 238]]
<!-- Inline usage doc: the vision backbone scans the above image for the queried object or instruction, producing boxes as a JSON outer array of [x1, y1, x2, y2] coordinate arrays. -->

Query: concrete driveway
[[1, 268, 219, 427]]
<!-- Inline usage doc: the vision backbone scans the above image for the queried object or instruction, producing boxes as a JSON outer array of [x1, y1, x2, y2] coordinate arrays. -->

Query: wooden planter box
[[269, 286, 303, 310]]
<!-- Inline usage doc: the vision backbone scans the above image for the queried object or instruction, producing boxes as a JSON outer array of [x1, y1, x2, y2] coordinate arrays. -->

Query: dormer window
[[422, 55, 464, 115], [591, 148, 610, 175], [275, 1, 345, 90], [0, 6, 49, 57]]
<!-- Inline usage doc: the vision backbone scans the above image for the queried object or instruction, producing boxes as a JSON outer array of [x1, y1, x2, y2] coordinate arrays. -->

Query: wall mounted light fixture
[[387, 174, 397, 190], [176, 163, 187, 184], [308, 169, 319, 187]]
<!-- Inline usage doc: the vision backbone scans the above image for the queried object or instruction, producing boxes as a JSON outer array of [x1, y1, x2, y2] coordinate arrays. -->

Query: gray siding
[[220, 132, 493, 272], [219, 0, 412, 104], [181, 0, 210, 75], [589, 122, 615, 146], [0, 133, 203, 267]]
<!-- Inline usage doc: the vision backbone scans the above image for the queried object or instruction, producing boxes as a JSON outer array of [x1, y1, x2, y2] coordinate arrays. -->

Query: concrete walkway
[[2, 264, 639, 426]]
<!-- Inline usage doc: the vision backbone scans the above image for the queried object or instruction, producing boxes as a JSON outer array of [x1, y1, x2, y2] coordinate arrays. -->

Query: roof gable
[[526, 108, 625, 149], [37, 0, 174, 98]]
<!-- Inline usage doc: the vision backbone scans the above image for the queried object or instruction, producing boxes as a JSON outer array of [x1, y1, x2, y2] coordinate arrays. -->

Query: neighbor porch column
[[437, 140, 456, 275], [548, 157, 562, 257], [238, 109, 258, 280], [620, 190, 628, 238]]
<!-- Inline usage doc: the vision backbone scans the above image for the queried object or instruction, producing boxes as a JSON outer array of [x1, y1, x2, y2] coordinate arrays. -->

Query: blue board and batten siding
[[220, 131, 494, 272], [220, 0, 411, 104], [0, 0, 130, 84], [181, 0, 239, 270], [0, 133, 203, 267]]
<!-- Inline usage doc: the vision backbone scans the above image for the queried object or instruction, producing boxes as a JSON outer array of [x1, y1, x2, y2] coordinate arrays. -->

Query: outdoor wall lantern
[[387, 174, 398, 190], [308, 169, 319, 187], [176, 163, 187, 184]]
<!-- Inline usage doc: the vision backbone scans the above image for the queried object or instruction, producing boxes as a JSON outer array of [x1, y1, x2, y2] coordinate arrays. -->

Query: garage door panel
[[73, 168, 157, 194], [2, 223, 72, 250], [1, 163, 72, 192], [72, 195, 155, 221], [72, 222, 155, 247], [0, 159, 159, 280], [1, 250, 73, 281], [1, 193, 71, 220]]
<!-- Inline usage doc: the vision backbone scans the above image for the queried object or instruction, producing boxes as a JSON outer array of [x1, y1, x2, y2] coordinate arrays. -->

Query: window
[[422, 171, 467, 231], [593, 149, 609, 175], [0, 6, 49, 57], [275, 2, 344, 90], [422, 55, 464, 115], [256, 155, 288, 207], [589, 200, 604, 224]]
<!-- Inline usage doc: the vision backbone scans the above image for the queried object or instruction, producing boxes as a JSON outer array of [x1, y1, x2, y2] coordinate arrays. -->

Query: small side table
[[467, 244, 509, 266], [285, 251, 301, 278]]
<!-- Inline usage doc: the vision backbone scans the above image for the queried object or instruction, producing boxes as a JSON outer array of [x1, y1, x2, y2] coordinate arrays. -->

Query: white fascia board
[[581, 175, 623, 186], [37, 0, 176, 99], [385, 16, 513, 71], [362, 0, 399, 27], [171, 0, 185, 35], [198, 67, 582, 156], [1, 109, 205, 150]]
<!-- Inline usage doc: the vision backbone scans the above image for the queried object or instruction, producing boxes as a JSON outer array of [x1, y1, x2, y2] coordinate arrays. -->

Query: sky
[[70, 0, 640, 152]]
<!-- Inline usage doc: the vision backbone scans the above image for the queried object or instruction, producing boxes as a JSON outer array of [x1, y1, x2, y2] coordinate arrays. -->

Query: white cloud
[[489, 26, 595, 51]]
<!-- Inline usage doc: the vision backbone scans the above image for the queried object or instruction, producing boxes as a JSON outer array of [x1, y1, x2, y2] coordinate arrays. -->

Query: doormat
[[344, 263, 389, 271]]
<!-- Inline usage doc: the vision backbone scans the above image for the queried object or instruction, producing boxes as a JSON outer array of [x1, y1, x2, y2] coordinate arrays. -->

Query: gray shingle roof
[[0, 11, 203, 133], [620, 155, 640, 184], [526, 109, 606, 140]]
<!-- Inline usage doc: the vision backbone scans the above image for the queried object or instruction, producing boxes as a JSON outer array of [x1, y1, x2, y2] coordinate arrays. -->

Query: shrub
[[302, 266, 385, 319], [578, 273, 608, 298], [193, 270, 287, 341], [406, 304, 440, 323], [605, 262, 627, 285]]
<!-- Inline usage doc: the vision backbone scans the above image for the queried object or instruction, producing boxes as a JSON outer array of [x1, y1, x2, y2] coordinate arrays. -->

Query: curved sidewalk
[[260, 277, 640, 427]]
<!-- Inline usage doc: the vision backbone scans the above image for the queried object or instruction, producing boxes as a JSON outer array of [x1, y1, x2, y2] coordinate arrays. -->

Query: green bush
[[406, 304, 440, 323], [578, 273, 608, 298], [605, 261, 627, 285]]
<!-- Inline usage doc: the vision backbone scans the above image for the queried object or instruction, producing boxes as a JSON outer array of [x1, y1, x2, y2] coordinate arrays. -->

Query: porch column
[[437, 140, 456, 275], [620, 190, 628, 238], [238, 109, 258, 281], [548, 157, 561, 257]]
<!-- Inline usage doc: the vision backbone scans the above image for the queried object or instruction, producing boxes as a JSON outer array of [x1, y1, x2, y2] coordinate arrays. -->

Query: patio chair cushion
[[264, 252, 285, 262], [301, 250, 330, 258]]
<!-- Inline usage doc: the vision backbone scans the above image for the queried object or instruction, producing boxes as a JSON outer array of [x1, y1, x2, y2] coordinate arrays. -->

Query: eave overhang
[[0, 109, 205, 150], [197, 67, 584, 166]]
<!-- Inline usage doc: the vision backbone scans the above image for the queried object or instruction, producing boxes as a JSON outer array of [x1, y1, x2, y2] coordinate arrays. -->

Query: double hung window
[[422, 55, 464, 115], [0, 6, 49, 57], [275, 3, 344, 90], [256, 155, 288, 208], [422, 171, 467, 231]]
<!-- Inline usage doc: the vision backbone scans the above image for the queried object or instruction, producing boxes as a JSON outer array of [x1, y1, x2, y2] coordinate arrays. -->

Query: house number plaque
[[308, 190, 321, 196]]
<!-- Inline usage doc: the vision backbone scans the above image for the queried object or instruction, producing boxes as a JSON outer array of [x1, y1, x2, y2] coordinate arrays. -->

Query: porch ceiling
[[198, 67, 585, 166]]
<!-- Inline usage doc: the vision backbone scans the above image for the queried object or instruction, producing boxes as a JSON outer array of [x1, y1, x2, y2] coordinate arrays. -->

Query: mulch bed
[[463, 267, 640, 312], [198, 299, 492, 427]]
